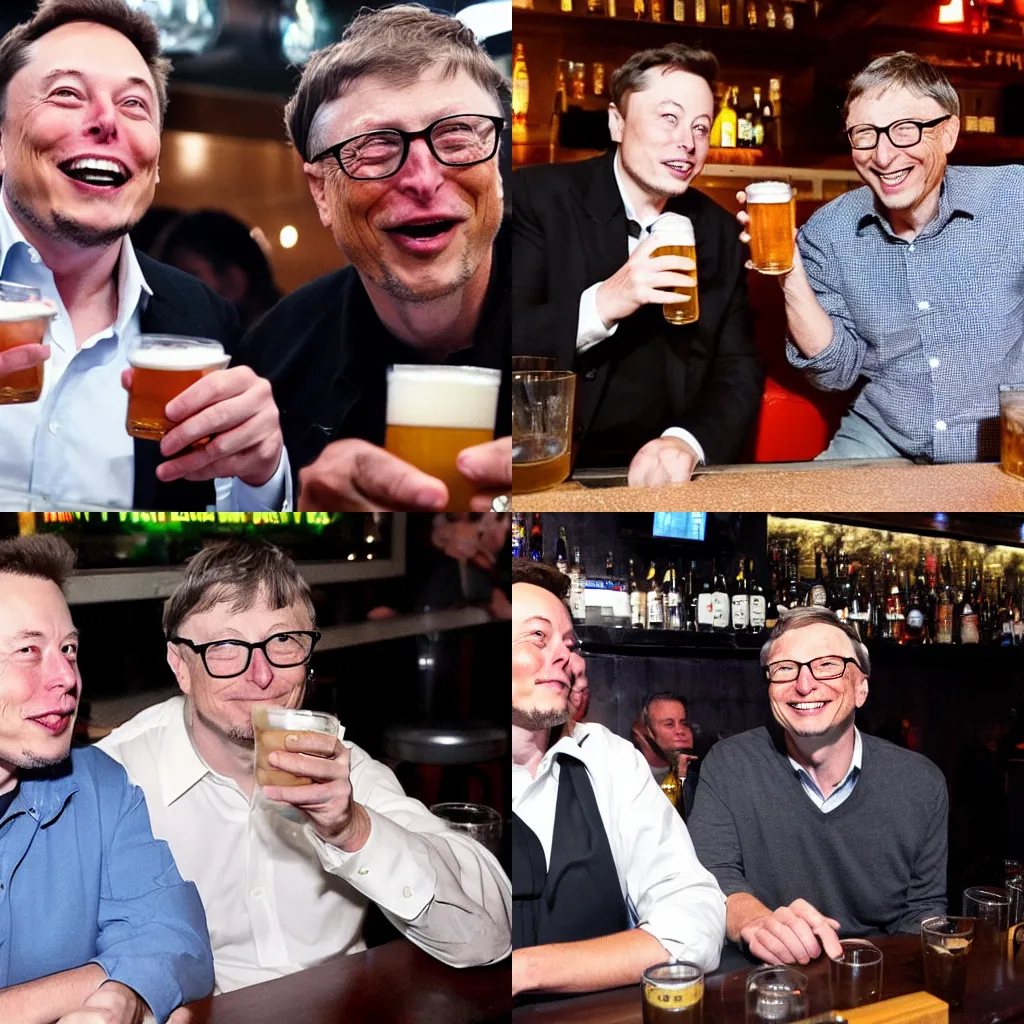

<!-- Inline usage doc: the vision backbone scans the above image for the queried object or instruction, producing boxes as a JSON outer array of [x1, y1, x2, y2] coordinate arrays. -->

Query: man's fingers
[[0, 342, 49, 372], [456, 436, 510, 487], [747, 926, 792, 965], [776, 910, 822, 961], [163, 366, 244, 422], [762, 918, 815, 964], [648, 254, 696, 273], [814, 920, 844, 960]]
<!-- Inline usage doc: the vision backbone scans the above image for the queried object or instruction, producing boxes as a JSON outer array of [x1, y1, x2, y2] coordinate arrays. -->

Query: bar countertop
[[512, 462, 1024, 512]]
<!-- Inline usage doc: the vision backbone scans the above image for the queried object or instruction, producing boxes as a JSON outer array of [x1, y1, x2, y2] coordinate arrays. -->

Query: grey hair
[[759, 606, 871, 677], [843, 52, 960, 125]]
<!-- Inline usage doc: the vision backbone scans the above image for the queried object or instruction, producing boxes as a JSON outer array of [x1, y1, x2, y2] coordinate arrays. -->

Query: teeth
[[69, 157, 126, 174], [878, 168, 910, 183], [792, 702, 826, 710]]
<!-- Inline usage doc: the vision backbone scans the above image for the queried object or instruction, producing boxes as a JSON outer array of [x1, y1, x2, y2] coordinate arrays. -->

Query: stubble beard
[[512, 703, 569, 730], [193, 699, 254, 749], [7, 186, 140, 249], [374, 247, 475, 303], [620, 151, 690, 201], [11, 747, 69, 769]]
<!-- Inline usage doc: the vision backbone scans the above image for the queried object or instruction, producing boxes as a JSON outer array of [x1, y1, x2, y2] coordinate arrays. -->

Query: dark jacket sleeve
[[671, 250, 763, 464], [894, 772, 949, 933], [510, 170, 584, 368]]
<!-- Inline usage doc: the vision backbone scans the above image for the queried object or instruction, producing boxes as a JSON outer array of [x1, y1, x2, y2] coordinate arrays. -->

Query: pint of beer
[[641, 961, 704, 1024], [1000, 384, 1024, 481], [745, 180, 795, 275], [126, 335, 230, 441], [649, 214, 698, 325], [512, 370, 575, 494], [0, 282, 56, 405], [384, 364, 501, 511]]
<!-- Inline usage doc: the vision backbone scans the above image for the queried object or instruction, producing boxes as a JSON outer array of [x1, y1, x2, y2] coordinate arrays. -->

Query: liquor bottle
[[903, 573, 928, 644], [588, 0, 604, 11], [887, 563, 906, 643], [749, 559, 767, 631], [848, 570, 871, 641], [723, 87, 739, 147], [697, 565, 715, 632], [605, 550, 615, 577], [660, 751, 683, 812], [512, 43, 529, 144], [667, 566, 683, 631], [529, 514, 543, 561], [569, 546, 587, 623], [650, 0, 664, 20], [561, 0, 573, 12], [785, 543, 800, 609], [511, 512, 526, 558], [767, 78, 781, 149], [556, 526, 570, 575], [634, 0, 645, 19], [711, 559, 730, 631], [925, 552, 939, 640], [1000, 577, 1015, 646], [731, 557, 750, 632], [935, 566, 954, 644], [629, 559, 645, 628], [765, 1, 777, 27], [808, 550, 829, 607], [958, 563, 980, 644], [1014, 573, 1024, 644], [746, 0, 758, 27], [686, 560, 698, 631], [751, 87, 765, 147], [710, 86, 728, 147], [782, 2, 794, 28], [695, 0, 707, 20], [719, 0, 731, 24], [607, 0, 617, 16], [738, 94, 754, 148], [672, 0, 685, 19], [646, 561, 665, 629]]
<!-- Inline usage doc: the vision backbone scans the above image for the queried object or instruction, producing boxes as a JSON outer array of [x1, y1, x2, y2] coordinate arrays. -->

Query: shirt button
[[584, 369, 598, 381], [917, 300, 930, 311], [27, 248, 40, 264], [908, 243, 915, 252], [403, 886, 413, 898], [357, 867, 369, 876], [928, 357, 940, 370], [48, 421, 58, 435], [250, 887, 263, 899], [936, 420, 947, 431]]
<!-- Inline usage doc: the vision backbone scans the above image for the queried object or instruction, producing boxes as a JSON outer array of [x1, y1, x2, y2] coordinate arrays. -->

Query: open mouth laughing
[[873, 166, 913, 192], [383, 215, 465, 255], [664, 159, 695, 181], [58, 156, 131, 189], [787, 699, 832, 717]]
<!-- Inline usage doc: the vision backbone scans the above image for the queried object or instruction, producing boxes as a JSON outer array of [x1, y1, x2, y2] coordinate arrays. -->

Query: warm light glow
[[173, 132, 210, 177], [938, 0, 965, 24], [279, 225, 298, 249]]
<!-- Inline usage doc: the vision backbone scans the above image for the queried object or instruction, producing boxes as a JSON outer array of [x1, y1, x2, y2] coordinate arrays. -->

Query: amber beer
[[252, 706, 342, 787], [0, 286, 56, 404], [649, 214, 698, 325], [512, 370, 576, 493], [385, 365, 501, 511], [641, 962, 703, 1024], [746, 180, 795, 274], [126, 336, 229, 441], [921, 916, 973, 1010], [1000, 384, 1024, 480]]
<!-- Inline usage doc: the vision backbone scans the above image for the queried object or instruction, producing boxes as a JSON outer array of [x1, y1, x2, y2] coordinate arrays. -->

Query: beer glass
[[641, 961, 704, 1024], [744, 966, 808, 1023], [126, 334, 229, 441], [829, 938, 883, 1008], [999, 384, 1024, 480], [746, 180, 796, 275], [650, 213, 698, 325], [963, 885, 1011, 952], [384, 364, 501, 511], [252, 706, 341, 787], [430, 802, 502, 859], [512, 369, 575, 493], [0, 281, 56, 404], [921, 915, 973, 1010]]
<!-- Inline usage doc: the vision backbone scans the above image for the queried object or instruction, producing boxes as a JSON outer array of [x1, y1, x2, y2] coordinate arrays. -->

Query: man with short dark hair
[[512, 43, 762, 486], [632, 692, 698, 816], [99, 539, 510, 993], [234, 4, 510, 512], [0, 534, 213, 1024], [0, 0, 288, 511], [688, 606, 947, 967], [512, 559, 725, 998]]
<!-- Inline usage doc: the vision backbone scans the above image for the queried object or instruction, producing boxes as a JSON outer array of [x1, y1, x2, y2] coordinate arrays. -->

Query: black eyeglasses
[[846, 114, 952, 151], [309, 113, 505, 180], [170, 630, 321, 679], [765, 655, 860, 684]]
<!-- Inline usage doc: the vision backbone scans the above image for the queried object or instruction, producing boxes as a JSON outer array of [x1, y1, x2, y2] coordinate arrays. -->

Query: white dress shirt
[[0, 192, 290, 511], [788, 727, 863, 813], [97, 695, 511, 993], [512, 721, 725, 972], [574, 153, 706, 464]]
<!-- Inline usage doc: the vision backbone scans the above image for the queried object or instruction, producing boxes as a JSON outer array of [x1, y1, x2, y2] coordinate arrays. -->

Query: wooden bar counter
[[512, 462, 1024, 513], [513, 933, 1024, 1023]]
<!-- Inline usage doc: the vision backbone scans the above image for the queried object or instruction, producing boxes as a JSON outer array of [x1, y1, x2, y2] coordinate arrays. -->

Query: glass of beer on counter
[[963, 886, 1011, 952], [1000, 384, 1024, 480], [126, 334, 229, 441], [745, 180, 796, 274], [512, 369, 575, 494], [650, 213, 698, 325], [829, 938, 883, 1008], [0, 281, 57, 404], [641, 961, 703, 1024], [384, 364, 501, 511], [252, 706, 342, 787], [921, 915, 973, 1010]]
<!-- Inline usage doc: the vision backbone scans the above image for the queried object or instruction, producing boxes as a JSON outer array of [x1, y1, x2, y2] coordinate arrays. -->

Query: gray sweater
[[688, 726, 948, 937]]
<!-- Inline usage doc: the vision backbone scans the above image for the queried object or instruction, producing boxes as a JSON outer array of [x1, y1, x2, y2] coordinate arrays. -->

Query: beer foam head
[[0, 299, 56, 323], [251, 705, 341, 737], [745, 180, 793, 204], [649, 213, 695, 246], [386, 364, 501, 429], [128, 342, 229, 372]]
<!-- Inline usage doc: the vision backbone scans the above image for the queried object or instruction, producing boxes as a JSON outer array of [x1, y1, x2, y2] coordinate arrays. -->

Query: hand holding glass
[[745, 181, 795, 275], [649, 214, 698, 325], [252, 706, 341, 787], [0, 281, 57, 404]]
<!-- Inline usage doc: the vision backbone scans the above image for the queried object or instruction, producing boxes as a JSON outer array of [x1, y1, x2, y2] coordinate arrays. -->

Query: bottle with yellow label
[[718, 87, 738, 148]]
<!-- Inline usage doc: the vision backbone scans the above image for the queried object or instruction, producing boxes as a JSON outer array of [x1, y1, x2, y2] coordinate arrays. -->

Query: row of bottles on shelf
[[518, 0, 820, 28], [710, 81, 780, 148]]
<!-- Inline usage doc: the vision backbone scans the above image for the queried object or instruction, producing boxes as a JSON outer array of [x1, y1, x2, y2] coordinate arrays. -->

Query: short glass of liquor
[[0, 281, 57, 404], [641, 961, 704, 1024], [512, 369, 576, 494], [829, 938, 883, 1008], [999, 384, 1024, 480], [921, 915, 974, 1010], [963, 885, 1011, 952], [252, 706, 341, 787], [744, 966, 808, 1023], [384, 364, 501, 511], [745, 180, 796, 275], [649, 213, 698, 325], [126, 334, 230, 441], [430, 802, 502, 859]]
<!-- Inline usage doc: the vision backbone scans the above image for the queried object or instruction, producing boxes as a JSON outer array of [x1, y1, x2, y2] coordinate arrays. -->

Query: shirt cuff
[[577, 282, 618, 354], [304, 806, 437, 922], [215, 448, 292, 512], [660, 427, 706, 464]]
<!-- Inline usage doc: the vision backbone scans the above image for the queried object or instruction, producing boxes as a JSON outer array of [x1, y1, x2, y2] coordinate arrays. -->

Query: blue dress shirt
[[0, 746, 214, 1022]]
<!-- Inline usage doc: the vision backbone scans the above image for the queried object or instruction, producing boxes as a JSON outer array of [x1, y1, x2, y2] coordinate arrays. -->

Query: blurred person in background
[[631, 692, 699, 817]]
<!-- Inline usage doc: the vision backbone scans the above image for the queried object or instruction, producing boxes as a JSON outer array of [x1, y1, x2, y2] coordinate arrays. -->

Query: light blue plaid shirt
[[787, 164, 1024, 462]]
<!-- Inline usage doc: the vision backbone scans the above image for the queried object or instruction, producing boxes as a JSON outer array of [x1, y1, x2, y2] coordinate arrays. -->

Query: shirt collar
[[788, 726, 862, 788], [17, 758, 80, 826], [855, 169, 975, 239], [613, 150, 663, 233], [159, 696, 214, 805]]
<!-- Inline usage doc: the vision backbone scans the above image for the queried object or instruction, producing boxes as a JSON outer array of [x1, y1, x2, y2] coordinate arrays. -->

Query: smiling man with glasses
[[233, 4, 510, 512], [97, 538, 511, 992], [739, 50, 1024, 463], [688, 605, 948, 968]]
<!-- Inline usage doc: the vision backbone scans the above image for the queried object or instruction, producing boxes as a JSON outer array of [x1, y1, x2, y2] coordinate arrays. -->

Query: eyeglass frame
[[308, 113, 506, 180], [764, 655, 861, 684], [845, 114, 953, 151], [169, 630, 322, 678]]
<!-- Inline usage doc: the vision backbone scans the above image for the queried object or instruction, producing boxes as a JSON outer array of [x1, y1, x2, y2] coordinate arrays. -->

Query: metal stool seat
[[381, 723, 508, 766]]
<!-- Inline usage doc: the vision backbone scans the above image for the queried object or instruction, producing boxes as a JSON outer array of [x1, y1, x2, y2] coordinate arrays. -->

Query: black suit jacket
[[133, 254, 241, 509], [511, 150, 763, 467], [233, 229, 511, 497]]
